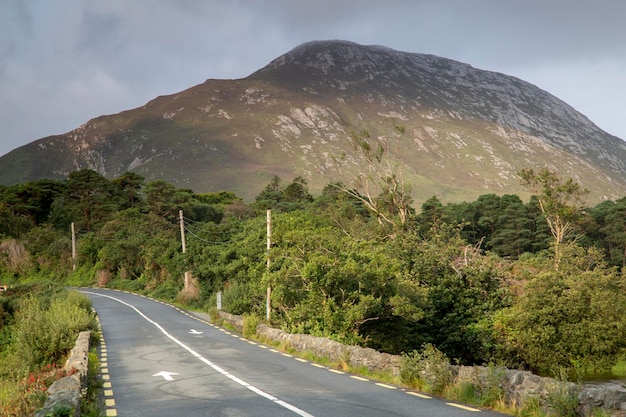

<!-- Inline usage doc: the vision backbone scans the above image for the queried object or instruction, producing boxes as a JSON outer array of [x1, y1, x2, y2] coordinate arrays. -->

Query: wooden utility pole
[[266, 209, 272, 268], [266, 209, 272, 321], [71, 222, 76, 270], [179, 210, 192, 294], [179, 210, 186, 254]]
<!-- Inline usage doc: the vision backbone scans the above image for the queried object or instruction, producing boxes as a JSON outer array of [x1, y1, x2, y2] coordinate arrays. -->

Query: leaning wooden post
[[266, 209, 272, 321]]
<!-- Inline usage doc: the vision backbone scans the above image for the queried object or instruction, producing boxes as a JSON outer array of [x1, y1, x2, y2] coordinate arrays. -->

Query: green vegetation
[[0, 284, 96, 416], [400, 344, 454, 394], [1, 168, 626, 386], [80, 348, 104, 417]]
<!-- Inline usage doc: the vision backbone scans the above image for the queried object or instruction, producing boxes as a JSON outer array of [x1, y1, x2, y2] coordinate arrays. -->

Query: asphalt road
[[82, 288, 508, 417]]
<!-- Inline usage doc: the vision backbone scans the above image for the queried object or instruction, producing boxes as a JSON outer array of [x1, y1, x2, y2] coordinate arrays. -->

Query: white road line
[[83, 291, 315, 417]]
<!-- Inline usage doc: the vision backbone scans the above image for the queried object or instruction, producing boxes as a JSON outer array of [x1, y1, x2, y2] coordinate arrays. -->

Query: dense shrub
[[400, 344, 453, 394], [0, 287, 95, 416], [12, 291, 95, 370], [496, 252, 626, 374]]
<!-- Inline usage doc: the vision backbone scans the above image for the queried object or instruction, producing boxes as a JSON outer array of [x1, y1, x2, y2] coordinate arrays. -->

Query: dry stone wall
[[257, 324, 401, 375], [218, 311, 626, 416], [35, 331, 91, 417]]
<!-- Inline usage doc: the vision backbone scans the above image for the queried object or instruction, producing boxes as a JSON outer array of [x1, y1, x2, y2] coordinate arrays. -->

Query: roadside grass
[[0, 362, 72, 417], [611, 358, 626, 377], [0, 287, 97, 416], [80, 348, 104, 417]]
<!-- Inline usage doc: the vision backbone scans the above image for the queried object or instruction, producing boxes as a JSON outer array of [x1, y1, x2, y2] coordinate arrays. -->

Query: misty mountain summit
[[1, 40, 625, 203]]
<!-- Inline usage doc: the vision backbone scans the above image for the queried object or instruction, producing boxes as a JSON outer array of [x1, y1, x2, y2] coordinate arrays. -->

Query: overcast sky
[[1, 0, 625, 157]]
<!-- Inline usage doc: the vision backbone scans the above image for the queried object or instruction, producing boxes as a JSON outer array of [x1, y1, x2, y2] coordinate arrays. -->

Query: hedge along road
[[82, 288, 508, 417]]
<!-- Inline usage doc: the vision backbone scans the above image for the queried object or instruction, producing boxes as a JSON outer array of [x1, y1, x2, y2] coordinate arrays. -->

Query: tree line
[[1, 168, 625, 376]]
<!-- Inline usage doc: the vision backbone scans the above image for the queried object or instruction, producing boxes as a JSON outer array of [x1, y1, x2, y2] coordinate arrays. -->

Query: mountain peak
[[252, 41, 625, 165], [1, 40, 625, 202], [252, 39, 446, 83]]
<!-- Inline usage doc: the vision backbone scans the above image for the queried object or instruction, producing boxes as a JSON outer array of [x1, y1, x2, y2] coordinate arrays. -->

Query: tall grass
[[611, 357, 626, 377], [400, 344, 453, 394], [13, 292, 95, 369], [0, 288, 96, 416]]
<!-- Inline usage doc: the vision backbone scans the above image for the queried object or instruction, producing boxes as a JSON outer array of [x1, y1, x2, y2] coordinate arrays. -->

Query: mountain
[[2, 40, 625, 204]]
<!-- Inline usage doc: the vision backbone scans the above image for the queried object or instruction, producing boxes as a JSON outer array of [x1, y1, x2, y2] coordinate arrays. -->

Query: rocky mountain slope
[[2, 40, 625, 204]]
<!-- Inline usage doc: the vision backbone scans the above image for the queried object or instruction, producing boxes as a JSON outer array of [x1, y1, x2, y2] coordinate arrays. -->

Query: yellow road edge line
[[407, 391, 432, 399], [447, 403, 481, 412]]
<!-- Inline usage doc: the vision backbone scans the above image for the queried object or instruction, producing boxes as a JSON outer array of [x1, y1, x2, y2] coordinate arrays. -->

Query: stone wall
[[453, 366, 626, 417], [35, 331, 91, 417], [218, 311, 626, 416], [257, 324, 401, 375]]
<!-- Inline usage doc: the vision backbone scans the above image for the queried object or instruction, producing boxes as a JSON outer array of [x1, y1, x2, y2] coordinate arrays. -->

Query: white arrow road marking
[[153, 371, 179, 381], [83, 291, 315, 417], [189, 329, 203, 335]]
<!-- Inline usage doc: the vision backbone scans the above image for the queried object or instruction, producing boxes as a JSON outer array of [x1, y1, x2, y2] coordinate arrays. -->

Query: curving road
[[82, 288, 508, 417]]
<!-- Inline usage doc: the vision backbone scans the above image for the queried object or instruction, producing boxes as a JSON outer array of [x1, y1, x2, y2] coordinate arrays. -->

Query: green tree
[[253, 175, 283, 211], [253, 176, 314, 213], [23, 224, 72, 272], [526, 195, 552, 253], [0, 201, 32, 238], [589, 198, 626, 269], [144, 180, 179, 219], [195, 191, 241, 206], [519, 169, 589, 270], [0, 180, 65, 237], [268, 210, 425, 349], [489, 195, 534, 258], [190, 215, 267, 311], [112, 171, 145, 210], [313, 183, 373, 239], [414, 196, 446, 236], [445, 200, 479, 243], [281, 176, 314, 209], [475, 194, 501, 239], [51, 169, 117, 231], [396, 225, 512, 363], [334, 127, 413, 228], [95, 209, 180, 282], [498, 253, 626, 374]]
